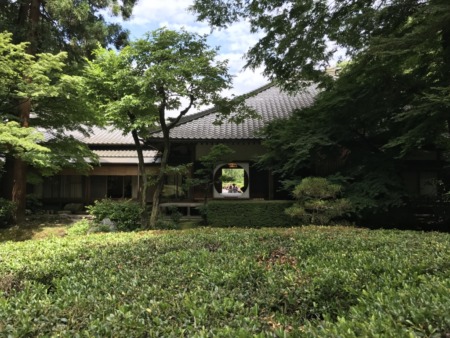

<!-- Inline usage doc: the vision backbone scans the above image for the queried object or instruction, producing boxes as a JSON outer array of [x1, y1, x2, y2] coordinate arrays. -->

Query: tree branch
[[167, 94, 195, 130], [158, 86, 168, 131]]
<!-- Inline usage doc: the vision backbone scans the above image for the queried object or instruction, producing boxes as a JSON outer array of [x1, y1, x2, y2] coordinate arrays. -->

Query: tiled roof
[[93, 150, 159, 164], [148, 83, 319, 141], [43, 126, 136, 145], [66, 126, 135, 145]]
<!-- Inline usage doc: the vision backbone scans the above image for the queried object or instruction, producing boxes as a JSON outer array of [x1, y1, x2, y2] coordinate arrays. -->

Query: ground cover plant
[[0, 227, 449, 337], [0, 215, 78, 242]]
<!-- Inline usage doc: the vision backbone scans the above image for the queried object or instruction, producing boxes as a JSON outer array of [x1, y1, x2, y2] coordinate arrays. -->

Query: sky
[[112, 0, 268, 100]]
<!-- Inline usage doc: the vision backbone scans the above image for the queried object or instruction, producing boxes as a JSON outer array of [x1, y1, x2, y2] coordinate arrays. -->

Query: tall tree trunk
[[27, 0, 41, 54], [131, 128, 149, 228], [10, 0, 40, 223], [11, 158, 28, 223], [12, 98, 31, 223], [147, 89, 192, 228], [149, 131, 170, 228]]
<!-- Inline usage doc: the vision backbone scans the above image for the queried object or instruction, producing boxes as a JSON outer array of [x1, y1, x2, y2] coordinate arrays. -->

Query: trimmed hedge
[[205, 200, 294, 227]]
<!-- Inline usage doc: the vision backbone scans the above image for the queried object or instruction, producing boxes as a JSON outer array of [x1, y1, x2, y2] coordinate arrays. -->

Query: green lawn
[[0, 226, 449, 337]]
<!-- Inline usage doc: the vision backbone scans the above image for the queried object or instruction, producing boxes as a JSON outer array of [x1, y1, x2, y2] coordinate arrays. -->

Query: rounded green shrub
[[86, 199, 143, 231]]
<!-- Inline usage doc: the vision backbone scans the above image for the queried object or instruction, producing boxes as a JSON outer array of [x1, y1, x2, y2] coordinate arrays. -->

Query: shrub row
[[205, 200, 294, 227]]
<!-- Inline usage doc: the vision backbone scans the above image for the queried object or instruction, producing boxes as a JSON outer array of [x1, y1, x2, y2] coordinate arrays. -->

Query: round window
[[213, 163, 249, 197]]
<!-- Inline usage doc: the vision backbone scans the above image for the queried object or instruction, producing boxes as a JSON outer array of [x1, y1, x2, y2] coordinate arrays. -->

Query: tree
[[192, 0, 450, 218], [0, 121, 50, 171], [0, 0, 139, 221], [0, 0, 136, 58], [0, 32, 97, 220], [84, 45, 159, 228], [85, 28, 255, 228], [191, 0, 448, 88], [285, 177, 351, 225]]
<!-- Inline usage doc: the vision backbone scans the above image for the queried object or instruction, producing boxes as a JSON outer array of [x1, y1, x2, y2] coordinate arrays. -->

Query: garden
[[1, 223, 449, 337]]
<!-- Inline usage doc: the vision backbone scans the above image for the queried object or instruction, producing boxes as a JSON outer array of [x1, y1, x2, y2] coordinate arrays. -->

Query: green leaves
[[85, 28, 237, 133], [129, 28, 233, 114], [206, 201, 294, 227], [86, 199, 143, 231], [0, 31, 99, 175], [0, 0, 139, 58], [252, 0, 450, 219], [0, 121, 50, 167]]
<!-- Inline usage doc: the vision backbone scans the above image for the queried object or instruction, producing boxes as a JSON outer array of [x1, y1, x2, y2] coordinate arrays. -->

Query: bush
[[196, 203, 209, 225], [86, 199, 143, 231], [66, 219, 91, 236], [286, 177, 352, 224], [206, 200, 294, 227], [0, 198, 16, 227]]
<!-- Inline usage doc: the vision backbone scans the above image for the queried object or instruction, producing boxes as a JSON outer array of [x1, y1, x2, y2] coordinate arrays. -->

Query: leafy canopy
[[0, 0, 139, 59], [191, 0, 448, 90], [84, 28, 252, 135], [0, 31, 97, 175], [84, 28, 254, 228]]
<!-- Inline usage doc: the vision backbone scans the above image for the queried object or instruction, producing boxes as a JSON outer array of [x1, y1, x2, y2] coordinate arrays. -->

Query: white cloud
[[211, 21, 262, 53], [125, 0, 194, 26], [227, 67, 268, 97]]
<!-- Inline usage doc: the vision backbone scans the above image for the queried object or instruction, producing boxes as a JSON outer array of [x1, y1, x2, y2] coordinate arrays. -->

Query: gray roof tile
[[43, 126, 135, 145], [68, 127, 135, 145], [148, 83, 318, 140]]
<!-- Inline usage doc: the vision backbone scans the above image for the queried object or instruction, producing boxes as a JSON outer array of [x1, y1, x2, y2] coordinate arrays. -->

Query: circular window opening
[[213, 163, 249, 195]]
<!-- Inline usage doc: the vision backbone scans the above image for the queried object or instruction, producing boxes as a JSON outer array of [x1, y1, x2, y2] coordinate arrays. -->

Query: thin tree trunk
[[148, 90, 193, 228], [149, 131, 170, 228], [28, 0, 41, 54], [131, 128, 149, 228]]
